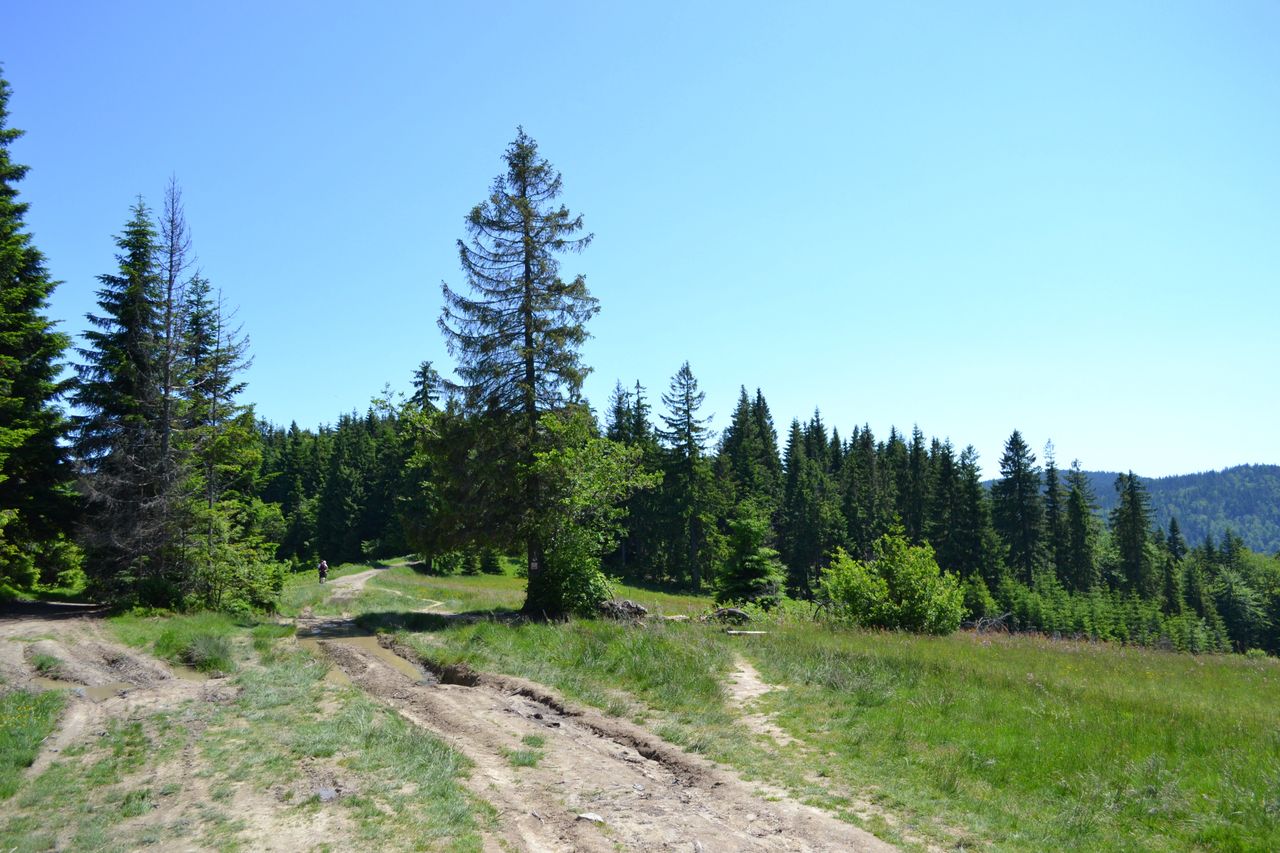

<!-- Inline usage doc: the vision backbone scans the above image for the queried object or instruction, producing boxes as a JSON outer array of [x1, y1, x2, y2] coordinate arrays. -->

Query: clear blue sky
[[4, 1, 1277, 478]]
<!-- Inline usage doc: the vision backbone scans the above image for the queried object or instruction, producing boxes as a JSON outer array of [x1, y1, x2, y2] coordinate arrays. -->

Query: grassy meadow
[[4, 559, 1275, 850], [360, 563, 1279, 851]]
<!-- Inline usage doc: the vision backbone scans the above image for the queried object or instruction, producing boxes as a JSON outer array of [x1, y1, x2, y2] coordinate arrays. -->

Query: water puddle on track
[[32, 678, 135, 701], [343, 635, 429, 682], [171, 664, 211, 682], [296, 634, 426, 685]]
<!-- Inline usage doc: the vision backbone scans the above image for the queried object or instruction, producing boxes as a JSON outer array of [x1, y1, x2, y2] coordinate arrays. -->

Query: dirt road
[[321, 634, 893, 852], [3, 589, 894, 851]]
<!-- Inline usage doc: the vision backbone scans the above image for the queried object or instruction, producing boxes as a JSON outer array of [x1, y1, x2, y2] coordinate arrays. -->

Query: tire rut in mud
[[319, 636, 894, 852]]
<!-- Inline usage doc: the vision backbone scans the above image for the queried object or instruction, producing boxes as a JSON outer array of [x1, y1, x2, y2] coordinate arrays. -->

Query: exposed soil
[[0, 602, 358, 850], [317, 634, 893, 852], [726, 656, 796, 747], [4, 589, 896, 852]]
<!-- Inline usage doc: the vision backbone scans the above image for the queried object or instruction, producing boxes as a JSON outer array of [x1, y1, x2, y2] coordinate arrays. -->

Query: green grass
[[341, 559, 715, 621], [502, 748, 543, 768], [0, 690, 64, 799], [250, 622, 294, 661], [398, 618, 737, 736], [276, 559, 412, 617], [29, 652, 63, 678], [609, 580, 712, 616], [744, 626, 1280, 851], [387, 587, 1280, 852], [0, 709, 186, 851], [111, 611, 282, 673], [221, 650, 491, 849]]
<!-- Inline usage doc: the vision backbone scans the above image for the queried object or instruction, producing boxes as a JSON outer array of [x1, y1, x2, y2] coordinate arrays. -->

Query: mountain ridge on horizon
[[984, 463, 1280, 555]]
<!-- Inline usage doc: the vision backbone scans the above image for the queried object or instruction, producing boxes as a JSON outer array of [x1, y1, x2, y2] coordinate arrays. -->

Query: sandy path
[[320, 634, 894, 852]]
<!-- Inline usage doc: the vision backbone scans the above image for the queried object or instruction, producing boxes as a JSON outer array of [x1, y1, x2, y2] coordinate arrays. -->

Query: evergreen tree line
[[250, 360, 1280, 653], [70, 186, 283, 609], [2, 71, 279, 607]]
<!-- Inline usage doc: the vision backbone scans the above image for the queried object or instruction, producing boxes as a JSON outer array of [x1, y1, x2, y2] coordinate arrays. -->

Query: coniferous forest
[[4, 74, 1278, 655]]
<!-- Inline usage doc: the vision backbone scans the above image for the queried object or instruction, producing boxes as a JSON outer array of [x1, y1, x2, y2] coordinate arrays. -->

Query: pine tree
[[1110, 471, 1157, 596], [599, 379, 666, 579], [0, 72, 76, 591], [949, 446, 1003, 586], [605, 381, 634, 444], [840, 425, 894, 560], [719, 386, 781, 512], [156, 178, 192, 491], [1042, 441, 1067, 579], [716, 501, 784, 608], [925, 439, 957, 569], [903, 426, 930, 544], [73, 199, 168, 600], [180, 279, 280, 607], [658, 362, 719, 588], [1063, 461, 1100, 591], [991, 429, 1044, 584], [437, 128, 598, 615], [1166, 517, 1188, 563], [750, 389, 783, 495], [779, 416, 842, 596], [408, 360, 442, 412]]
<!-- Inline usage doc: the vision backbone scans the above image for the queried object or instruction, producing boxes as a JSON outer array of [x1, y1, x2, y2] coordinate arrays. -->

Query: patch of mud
[[321, 636, 895, 852]]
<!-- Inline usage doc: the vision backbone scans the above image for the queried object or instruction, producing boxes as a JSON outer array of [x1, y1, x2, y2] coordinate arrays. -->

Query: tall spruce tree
[[1111, 471, 1157, 596], [779, 415, 842, 596], [181, 279, 281, 608], [840, 425, 894, 560], [1167, 517, 1188, 562], [603, 379, 664, 579], [719, 386, 782, 512], [73, 200, 169, 600], [991, 429, 1044, 584], [1042, 441, 1067, 579], [925, 439, 958, 570], [950, 445, 1003, 586], [658, 362, 718, 588], [0, 72, 76, 591], [1063, 460, 1100, 591], [903, 426, 930, 544], [438, 129, 597, 615], [751, 390, 783, 493], [156, 179, 191, 487]]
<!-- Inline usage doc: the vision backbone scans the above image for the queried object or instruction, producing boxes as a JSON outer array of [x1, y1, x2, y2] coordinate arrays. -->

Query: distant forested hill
[[1082, 465, 1280, 554]]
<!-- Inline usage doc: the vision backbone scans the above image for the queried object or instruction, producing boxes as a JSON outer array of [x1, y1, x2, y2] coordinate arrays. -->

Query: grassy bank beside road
[[390, 572, 1279, 851]]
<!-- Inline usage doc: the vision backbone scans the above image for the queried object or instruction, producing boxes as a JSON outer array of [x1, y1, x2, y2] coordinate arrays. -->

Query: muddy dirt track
[[3, 587, 894, 852]]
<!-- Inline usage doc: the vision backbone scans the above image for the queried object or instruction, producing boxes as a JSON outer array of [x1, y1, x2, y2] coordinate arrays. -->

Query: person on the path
[[318, 559, 329, 583]]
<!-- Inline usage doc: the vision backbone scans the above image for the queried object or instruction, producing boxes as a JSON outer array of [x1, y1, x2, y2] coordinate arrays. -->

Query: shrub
[[151, 618, 239, 673], [818, 532, 965, 634], [541, 524, 614, 618], [181, 633, 235, 673], [962, 575, 998, 619]]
